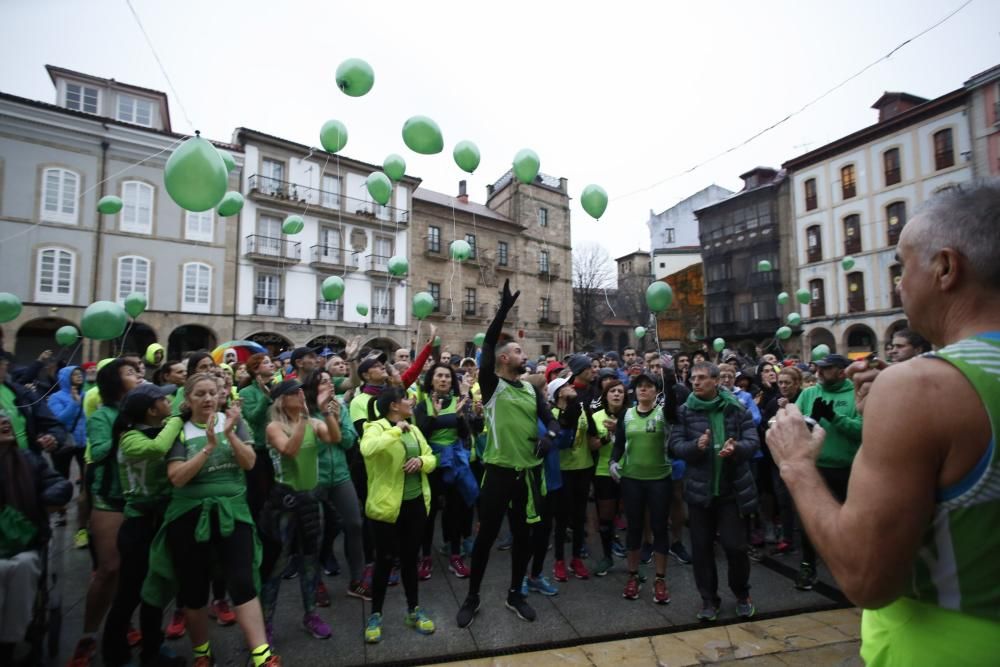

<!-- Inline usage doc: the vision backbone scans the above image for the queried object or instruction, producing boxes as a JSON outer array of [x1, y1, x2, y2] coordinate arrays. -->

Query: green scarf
[[685, 391, 741, 496]]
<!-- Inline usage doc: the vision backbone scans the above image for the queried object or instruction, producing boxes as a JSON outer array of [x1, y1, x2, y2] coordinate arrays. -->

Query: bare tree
[[573, 243, 616, 349]]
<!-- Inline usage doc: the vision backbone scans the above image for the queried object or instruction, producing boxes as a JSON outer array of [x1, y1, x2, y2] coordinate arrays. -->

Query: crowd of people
[[0, 183, 996, 667]]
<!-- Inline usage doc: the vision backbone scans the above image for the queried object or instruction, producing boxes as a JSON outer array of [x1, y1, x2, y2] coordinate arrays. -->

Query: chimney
[[559, 177, 568, 193], [457, 180, 468, 204]]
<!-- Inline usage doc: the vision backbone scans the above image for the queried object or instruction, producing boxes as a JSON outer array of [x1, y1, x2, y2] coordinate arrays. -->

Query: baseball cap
[[547, 377, 570, 403], [815, 353, 850, 368], [544, 361, 566, 383], [269, 379, 303, 401], [120, 383, 176, 420], [290, 347, 317, 364], [598, 367, 618, 380], [567, 354, 592, 377], [604, 351, 621, 362], [630, 372, 658, 389], [276, 350, 292, 362], [358, 351, 388, 376]]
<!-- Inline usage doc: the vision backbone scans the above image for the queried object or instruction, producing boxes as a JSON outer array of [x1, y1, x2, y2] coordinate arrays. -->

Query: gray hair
[[914, 181, 1000, 289], [691, 361, 719, 378]]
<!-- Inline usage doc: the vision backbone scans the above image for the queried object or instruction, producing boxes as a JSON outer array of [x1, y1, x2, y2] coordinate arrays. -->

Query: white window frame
[[35, 247, 75, 304], [116, 255, 150, 304], [64, 82, 99, 114], [116, 94, 153, 127], [41, 168, 80, 224], [254, 272, 281, 316], [182, 262, 212, 313], [321, 174, 341, 209], [185, 210, 214, 242], [121, 181, 154, 234]]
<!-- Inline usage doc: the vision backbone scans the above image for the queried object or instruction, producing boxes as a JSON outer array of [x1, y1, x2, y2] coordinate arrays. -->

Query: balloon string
[[603, 287, 617, 319], [117, 318, 137, 358], [14, 340, 85, 409]]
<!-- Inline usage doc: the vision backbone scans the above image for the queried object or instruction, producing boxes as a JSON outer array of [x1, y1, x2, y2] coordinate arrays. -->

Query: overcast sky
[[2, 0, 997, 261]]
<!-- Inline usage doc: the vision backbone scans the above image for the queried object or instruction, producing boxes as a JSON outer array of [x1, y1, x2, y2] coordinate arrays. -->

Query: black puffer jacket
[[668, 398, 759, 515]]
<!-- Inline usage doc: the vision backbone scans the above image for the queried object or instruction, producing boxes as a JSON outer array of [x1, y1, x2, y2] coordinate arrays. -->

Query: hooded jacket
[[47, 366, 86, 448]]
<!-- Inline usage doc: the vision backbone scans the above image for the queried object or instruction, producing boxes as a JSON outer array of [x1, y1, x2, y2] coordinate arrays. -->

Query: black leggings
[[800, 466, 850, 566], [245, 450, 274, 521], [621, 477, 672, 554], [528, 494, 552, 579], [350, 451, 375, 563], [102, 513, 166, 666], [689, 499, 750, 602], [468, 464, 537, 596], [52, 446, 86, 481], [422, 468, 471, 557], [166, 506, 257, 609], [553, 467, 593, 561], [371, 497, 426, 614]]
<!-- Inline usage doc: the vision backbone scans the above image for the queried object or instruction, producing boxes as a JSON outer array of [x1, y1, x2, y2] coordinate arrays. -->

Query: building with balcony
[[648, 184, 732, 279], [965, 65, 1000, 178], [782, 87, 973, 358], [232, 128, 420, 355], [0, 66, 239, 362], [696, 167, 792, 357]]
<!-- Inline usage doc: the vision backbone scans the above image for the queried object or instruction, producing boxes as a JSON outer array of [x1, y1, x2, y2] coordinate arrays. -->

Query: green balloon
[[787, 312, 802, 327], [282, 215, 304, 235], [776, 326, 792, 341], [512, 148, 540, 184], [758, 260, 772, 272], [796, 288, 812, 305], [387, 255, 409, 276], [383, 154, 406, 182], [434, 336, 441, 347], [55, 325, 79, 347], [216, 191, 244, 217], [402, 116, 443, 155], [124, 292, 147, 318], [634, 326, 646, 339], [812, 344, 831, 361], [97, 195, 123, 214], [777, 291, 790, 305], [164, 136, 228, 212], [580, 184, 608, 220], [645, 281, 673, 313], [412, 291, 435, 320], [0, 292, 22, 323], [473, 332, 486, 347], [320, 120, 349, 154], [321, 276, 345, 301], [218, 149, 237, 173], [81, 301, 127, 341], [713, 337, 726, 352], [450, 239, 472, 262], [335, 58, 375, 97], [356, 303, 369, 317], [366, 172, 392, 206], [453, 140, 481, 174], [842, 256, 855, 270]]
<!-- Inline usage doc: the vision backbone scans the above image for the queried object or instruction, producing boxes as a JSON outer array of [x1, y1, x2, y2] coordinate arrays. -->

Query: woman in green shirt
[[590, 379, 627, 577]]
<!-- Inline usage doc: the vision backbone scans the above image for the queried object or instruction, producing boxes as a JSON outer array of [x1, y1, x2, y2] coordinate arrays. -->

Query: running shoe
[[750, 527, 765, 547], [748, 545, 763, 563], [418, 555, 433, 581], [74, 529, 89, 549], [773, 540, 793, 556], [795, 563, 818, 591], [504, 591, 536, 622], [456, 594, 480, 629], [282, 558, 299, 580], [552, 560, 568, 582], [165, 610, 186, 639], [569, 558, 590, 579], [316, 580, 331, 607], [594, 556, 614, 577], [622, 575, 640, 600], [614, 514, 627, 531], [66, 637, 97, 667], [579, 544, 590, 559], [448, 555, 470, 578], [653, 577, 671, 605], [364, 612, 382, 644], [497, 532, 513, 551], [525, 575, 559, 596], [261, 657, 282, 667], [405, 606, 436, 634], [142, 645, 185, 667], [668, 541, 691, 565], [322, 554, 340, 576], [127, 627, 142, 647], [736, 596, 756, 618], [640, 543, 653, 565], [388, 566, 400, 586], [697, 598, 721, 622], [191, 657, 215, 667], [302, 612, 332, 639], [346, 580, 372, 601], [611, 540, 627, 559], [210, 599, 236, 626]]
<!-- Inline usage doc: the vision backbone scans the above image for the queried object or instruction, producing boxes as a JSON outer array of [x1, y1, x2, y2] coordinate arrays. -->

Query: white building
[[647, 184, 732, 279], [782, 90, 972, 358]]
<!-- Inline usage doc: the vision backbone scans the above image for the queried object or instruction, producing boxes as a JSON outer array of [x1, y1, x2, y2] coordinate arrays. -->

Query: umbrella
[[211, 340, 268, 365]]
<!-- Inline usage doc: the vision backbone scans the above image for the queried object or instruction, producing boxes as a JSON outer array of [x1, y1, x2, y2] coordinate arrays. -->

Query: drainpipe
[[90, 137, 110, 360]]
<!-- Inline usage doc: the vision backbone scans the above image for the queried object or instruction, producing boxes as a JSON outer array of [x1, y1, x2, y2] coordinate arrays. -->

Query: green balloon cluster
[[383, 154, 406, 182], [787, 312, 802, 327], [645, 281, 673, 313], [216, 191, 244, 217], [164, 136, 228, 212], [580, 184, 608, 220], [473, 332, 486, 347], [356, 303, 369, 316], [713, 338, 726, 352], [366, 172, 392, 206], [387, 255, 409, 277], [55, 325, 79, 347], [634, 326, 646, 339], [512, 149, 540, 184], [453, 140, 481, 174], [0, 292, 23, 323], [757, 260, 772, 272], [320, 120, 349, 154], [450, 239, 472, 262], [282, 215, 304, 235], [402, 116, 443, 155], [777, 291, 790, 305], [842, 256, 855, 270], [321, 276, 345, 301], [776, 326, 792, 341], [218, 149, 237, 173], [81, 301, 127, 341], [796, 288, 812, 305], [124, 292, 147, 318], [412, 291, 435, 319], [97, 195, 123, 214], [335, 58, 375, 97], [812, 344, 831, 361]]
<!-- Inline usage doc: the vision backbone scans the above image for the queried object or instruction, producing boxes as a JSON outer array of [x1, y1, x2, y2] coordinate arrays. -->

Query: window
[[540, 297, 551, 318], [708, 302, 733, 324], [889, 264, 902, 308], [428, 282, 441, 310], [117, 94, 153, 126], [539, 250, 550, 273], [497, 241, 509, 266], [253, 272, 280, 316], [665, 228, 676, 244], [465, 233, 477, 259], [804, 178, 817, 211], [841, 165, 856, 199], [35, 247, 75, 303], [427, 226, 441, 253], [884, 148, 901, 186], [843, 214, 861, 254], [41, 168, 79, 223], [806, 225, 823, 263], [262, 158, 284, 189], [465, 288, 477, 315], [185, 210, 213, 242], [538, 208, 548, 227], [182, 263, 212, 313], [847, 272, 866, 313], [321, 174, 341, 209], [116, 256, 149, 303], [121, 181, 153, 234], [886, 201, 907, 245], [374, 236, 393, 259], [933, 129, 954, 170], [752, 298, 775, 320], [372, 286, 392, 324], [319, 227, 341, 260], [65, 82, 98, 113], [809, 279, 825, 318], [256, 215, 283, 256]]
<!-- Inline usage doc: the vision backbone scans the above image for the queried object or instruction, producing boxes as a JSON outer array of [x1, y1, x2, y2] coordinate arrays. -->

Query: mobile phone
[[803, 416, 818, 431]]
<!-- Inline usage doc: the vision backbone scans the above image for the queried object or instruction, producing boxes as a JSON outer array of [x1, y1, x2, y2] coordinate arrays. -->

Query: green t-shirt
[[483, 378, 541, 470], [554, 407, 593, 471], [167, 414, 250, 500], [0, 384, 28, 449], [270, 421, 319, 492], [88, 405, 124, 506], [237, 383, 272, 452], [349, 392, 374, 426], [117, 417, 183, 518], [621, 406, 671, 481], [424, 394, 459, 446], [402, 430, 423, 501], [592, 408, 616, 478]]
